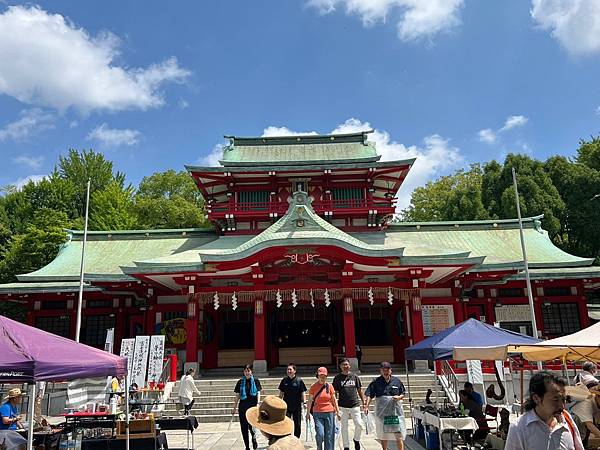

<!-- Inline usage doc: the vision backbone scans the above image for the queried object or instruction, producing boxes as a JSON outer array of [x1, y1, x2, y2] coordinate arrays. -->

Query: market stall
[[0, 315, 127, 450], [404, 319, 539, 449]]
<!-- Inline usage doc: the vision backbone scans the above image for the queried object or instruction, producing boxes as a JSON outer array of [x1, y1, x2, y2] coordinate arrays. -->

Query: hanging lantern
[[324, 288, 331, 307], [213, 292, 220, 310], [276, 289, 283, 308], [231, 292, 238, 311], [291, 289, 298, 308], [368, 287, 374, 306], [387, 287, 394, 305], [310, 289, 315, 308]]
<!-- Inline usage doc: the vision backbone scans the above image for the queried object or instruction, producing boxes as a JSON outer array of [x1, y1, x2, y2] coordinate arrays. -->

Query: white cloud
[[531, 0, 600, 55], [306, 0, 464, 42], [262, 126, 319, 137], [87, 123, 141, 147], [596, 106, 600, 116], [199, 143, 226, 167], [477, 128, 497, 144], [330, 118, 463, 209], [0, 108, 54, 142], [0, 5, 190, 113], [13, 155, 44, 170], [500, 115, 528, 131], [10, 174, 47, 190]]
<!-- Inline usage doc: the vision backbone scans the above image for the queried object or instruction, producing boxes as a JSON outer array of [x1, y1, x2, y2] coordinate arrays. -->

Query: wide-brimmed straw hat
[[246, 396, 294, 436], [3, 388, 23, 401]]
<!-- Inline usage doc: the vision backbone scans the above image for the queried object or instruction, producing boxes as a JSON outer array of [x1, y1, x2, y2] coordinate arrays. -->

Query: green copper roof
[[17, 228, 217, 282], [218, 132, 380, 167], [376, 216, 593, 270], [0, 281, 101, 294]]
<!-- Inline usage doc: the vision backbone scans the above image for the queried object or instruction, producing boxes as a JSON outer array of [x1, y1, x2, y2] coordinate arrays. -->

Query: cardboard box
[[116, 418, 155, 436]]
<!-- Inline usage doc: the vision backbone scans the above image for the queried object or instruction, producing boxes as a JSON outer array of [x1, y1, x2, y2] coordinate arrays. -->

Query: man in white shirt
[[505, 371, 584, 450], [570, 392, 600, 446], [573, 362, 599, 389]]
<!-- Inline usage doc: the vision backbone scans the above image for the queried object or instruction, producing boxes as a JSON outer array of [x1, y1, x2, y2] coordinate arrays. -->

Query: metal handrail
[[440, 360, 460, 405]]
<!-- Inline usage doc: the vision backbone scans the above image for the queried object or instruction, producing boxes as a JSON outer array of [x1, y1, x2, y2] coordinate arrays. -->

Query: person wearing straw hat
[[0, 388, 24, 430], [246, 395, 304, 449]]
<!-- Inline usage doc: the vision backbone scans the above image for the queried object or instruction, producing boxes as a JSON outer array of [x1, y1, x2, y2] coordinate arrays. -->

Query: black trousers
[[184, 399, 195, 414], [239, 406, 257, 449], [286, 409, 302, 438]]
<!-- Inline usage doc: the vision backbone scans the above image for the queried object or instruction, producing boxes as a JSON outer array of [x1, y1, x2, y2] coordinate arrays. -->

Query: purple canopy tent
[[0, 315, 129, 450], [0, 315, 126, 382]]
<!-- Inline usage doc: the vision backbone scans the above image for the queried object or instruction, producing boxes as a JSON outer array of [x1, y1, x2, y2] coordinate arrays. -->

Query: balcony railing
[[208, 198, 396, 215]]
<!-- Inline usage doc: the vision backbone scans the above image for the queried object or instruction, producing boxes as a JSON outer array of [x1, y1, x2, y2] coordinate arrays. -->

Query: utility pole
[[75, 179, 91, 343]]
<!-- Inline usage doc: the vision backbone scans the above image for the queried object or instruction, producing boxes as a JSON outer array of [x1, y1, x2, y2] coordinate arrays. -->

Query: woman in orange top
[[306, 367, 341, 450]]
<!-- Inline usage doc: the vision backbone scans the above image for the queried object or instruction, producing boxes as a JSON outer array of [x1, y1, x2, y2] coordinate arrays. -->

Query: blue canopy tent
[[402, 319, 541, 437], [405, 318, 540, 361]]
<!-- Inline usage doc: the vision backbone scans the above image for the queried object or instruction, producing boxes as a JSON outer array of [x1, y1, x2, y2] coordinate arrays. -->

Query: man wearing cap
[[364, 362, 406, 450], [333, 358, 364, 450], [1, 388, 24, 430], [246, 395, 304, 449]]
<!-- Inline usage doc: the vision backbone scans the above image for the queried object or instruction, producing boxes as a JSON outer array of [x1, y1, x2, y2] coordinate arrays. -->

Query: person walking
[[364, 362, 406, 450], [179, 367, 201, 415], [333, 358, 364, 450], [246, 395, 304, 449], [233, 364, 262, 450], [505, 371, 584, 450], [307, 367, 341, 450], [278, 363, 307, 438]]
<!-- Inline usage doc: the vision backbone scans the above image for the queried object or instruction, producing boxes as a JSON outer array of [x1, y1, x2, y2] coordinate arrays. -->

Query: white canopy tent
[[454, 321, 600, 362]]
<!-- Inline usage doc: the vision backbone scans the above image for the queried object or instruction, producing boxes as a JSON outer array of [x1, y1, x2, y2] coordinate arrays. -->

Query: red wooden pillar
[[254, 298, 266, 360], [253, 298, 268, 373], [343, 297, 356, 358], [410, 294, 425, 344], [185, 296, 199, 363]]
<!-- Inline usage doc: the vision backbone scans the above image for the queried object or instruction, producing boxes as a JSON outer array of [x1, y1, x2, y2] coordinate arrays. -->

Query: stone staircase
[[164, 369, 445, 423]]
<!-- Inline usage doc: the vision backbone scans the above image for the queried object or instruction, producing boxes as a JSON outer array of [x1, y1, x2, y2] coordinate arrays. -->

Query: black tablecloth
[[80, 432, 168, 450], [156, 417, 198, 432]]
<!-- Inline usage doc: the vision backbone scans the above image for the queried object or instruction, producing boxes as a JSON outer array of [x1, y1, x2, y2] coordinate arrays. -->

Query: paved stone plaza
[[163, 421, 423, 450]]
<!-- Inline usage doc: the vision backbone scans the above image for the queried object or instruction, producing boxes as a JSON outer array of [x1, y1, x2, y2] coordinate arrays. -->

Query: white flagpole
[[75, 179, 91, 343], [512, 168, 543, 371]]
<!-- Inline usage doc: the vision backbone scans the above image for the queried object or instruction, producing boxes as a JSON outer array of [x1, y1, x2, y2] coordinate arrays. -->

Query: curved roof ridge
[[390, 214, 545, 229]]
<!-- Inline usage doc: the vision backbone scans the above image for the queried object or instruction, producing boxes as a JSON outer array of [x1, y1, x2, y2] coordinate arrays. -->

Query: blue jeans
[[313, 411, 335, 450]]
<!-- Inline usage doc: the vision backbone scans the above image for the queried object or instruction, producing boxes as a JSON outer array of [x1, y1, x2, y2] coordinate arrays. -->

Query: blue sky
[[1, 1, 600, 208]]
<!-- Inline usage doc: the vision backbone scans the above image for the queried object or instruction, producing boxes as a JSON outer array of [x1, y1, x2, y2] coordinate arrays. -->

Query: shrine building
[[1, 131, 599, 372]]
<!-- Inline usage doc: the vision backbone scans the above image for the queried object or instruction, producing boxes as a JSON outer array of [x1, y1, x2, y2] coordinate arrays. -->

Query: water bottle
[[459, 403, 465, 416]]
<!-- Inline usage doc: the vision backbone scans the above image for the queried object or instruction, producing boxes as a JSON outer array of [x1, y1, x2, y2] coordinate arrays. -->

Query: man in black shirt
[[278, 363, 307, 438], [333, 358, 365, 450], [364, 362, 406, 450]]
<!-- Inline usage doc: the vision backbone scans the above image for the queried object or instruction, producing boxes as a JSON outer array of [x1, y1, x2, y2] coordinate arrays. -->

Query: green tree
[[545, 155, 600, 258], [575, 135, 600, 171], [402, 164, 489, 222], [134, 170, 210, 229], [57, 149, 126, 216], [89, 182, 139, 230], [482, 154, 565, 238], [0, 209, 70, 284]]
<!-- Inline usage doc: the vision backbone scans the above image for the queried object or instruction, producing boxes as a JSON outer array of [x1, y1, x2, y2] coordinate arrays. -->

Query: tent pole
[[125, 373, 130, 450], [520, 364, 525, 414], [27, 382, 36, 450], [405, 360, 414, 436]]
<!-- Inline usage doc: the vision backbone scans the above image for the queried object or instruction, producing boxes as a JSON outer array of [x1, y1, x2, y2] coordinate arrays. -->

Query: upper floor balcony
[[207, 197, 397, 220]]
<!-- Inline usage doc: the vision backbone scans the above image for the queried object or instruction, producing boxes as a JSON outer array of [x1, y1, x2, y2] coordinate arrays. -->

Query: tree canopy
[[402, 135, 600, 261]]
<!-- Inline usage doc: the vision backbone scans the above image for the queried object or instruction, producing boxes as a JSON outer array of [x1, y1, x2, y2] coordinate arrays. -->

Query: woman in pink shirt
[[306, 367, 341, 450]]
